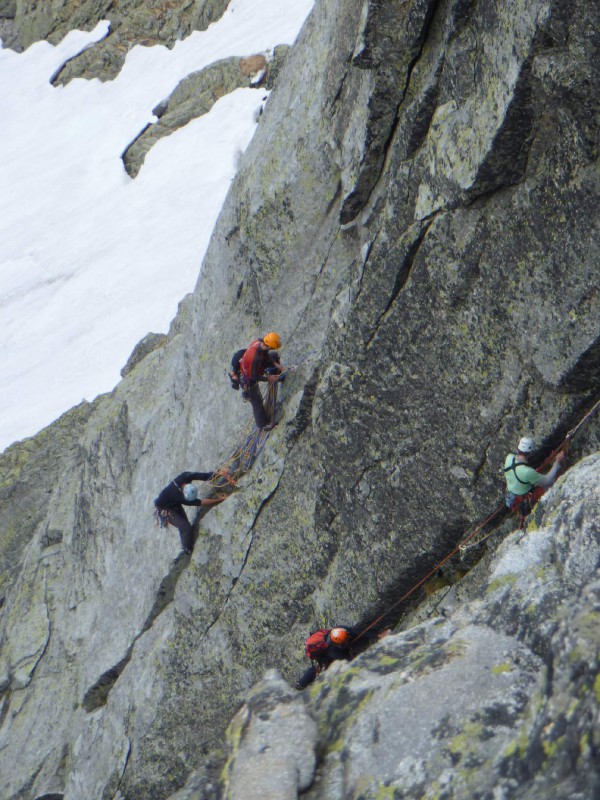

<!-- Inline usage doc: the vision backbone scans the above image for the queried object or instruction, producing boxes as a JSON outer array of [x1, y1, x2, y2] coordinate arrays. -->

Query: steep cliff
[[0, 0, 599, 798], [209, 454, 600, 800]]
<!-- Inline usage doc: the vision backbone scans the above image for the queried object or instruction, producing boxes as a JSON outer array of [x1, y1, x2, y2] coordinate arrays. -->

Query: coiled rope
[[209, 382, 280, 491]]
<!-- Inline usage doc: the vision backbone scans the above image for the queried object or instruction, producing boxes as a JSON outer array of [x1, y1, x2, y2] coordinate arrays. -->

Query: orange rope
[[537, 396, 600, 469], [353, 504, 504, 643], [354, 394, 600, 642], [566, 396, 600, 440], [208, 382, 280, 490], [211, 468, 238, 488]]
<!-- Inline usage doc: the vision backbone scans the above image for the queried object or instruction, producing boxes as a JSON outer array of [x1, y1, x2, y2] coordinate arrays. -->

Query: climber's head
[[183, 484, 198, 501], [329, 628, 351, 646], [263, 332, 281, 350], [517, 436, 535, 455]]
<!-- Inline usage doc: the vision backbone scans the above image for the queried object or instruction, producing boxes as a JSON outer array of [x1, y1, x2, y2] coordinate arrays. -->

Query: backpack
[[305, 629, 331, 660], [240, 340, 265, 380], [228, 349, 247, 390]]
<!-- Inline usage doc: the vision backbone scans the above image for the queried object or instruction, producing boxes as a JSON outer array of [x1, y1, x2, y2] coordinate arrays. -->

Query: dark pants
[[296, 664, 319, 689], [248, 382, 269, 429], [168, 507, 194, 551]]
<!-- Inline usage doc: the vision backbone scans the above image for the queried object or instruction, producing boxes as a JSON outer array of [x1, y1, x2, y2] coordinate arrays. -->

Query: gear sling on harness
[[503, 456, 541, 515]]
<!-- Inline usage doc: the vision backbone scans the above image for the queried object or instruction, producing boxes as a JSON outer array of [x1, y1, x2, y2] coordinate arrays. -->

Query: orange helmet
[[263, 331, 281, 350], [329, 627, 350, 646]]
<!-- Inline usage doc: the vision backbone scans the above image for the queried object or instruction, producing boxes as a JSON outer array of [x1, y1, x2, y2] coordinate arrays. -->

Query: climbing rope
[[565, 396, 600, 441], [458, 509, 512, 553], [451, 396, 599, 553], [354, 394, 600, 642], [211, 360, 298, 488], [530, 396, 600, 471], [209, 382, 280, 491], [352, 504, 504, 645]]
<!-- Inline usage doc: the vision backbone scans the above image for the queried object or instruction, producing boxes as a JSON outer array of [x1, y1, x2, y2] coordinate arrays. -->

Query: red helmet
[[329, 627, 350, 646]]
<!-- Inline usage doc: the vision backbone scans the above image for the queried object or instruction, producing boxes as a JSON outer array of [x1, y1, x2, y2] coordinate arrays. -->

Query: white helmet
[[183, 484, 198, 501], [517, 436, 535, 454]]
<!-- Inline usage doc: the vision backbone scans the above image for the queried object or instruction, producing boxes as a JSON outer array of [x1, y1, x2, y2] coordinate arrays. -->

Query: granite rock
[[0, 0, 599, 798]]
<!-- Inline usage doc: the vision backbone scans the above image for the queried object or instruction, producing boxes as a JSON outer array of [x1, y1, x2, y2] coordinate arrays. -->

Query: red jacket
[[240, 340, 273, 382]]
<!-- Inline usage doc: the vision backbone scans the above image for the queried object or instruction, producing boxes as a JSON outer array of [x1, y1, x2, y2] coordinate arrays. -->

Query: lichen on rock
[[209, 456, 600, 800], [0, 0, 599, 797]]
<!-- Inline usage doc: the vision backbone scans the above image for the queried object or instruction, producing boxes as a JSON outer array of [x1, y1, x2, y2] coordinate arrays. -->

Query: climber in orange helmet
[[235, 332, 285, 430], [296, 625, 391, 689]]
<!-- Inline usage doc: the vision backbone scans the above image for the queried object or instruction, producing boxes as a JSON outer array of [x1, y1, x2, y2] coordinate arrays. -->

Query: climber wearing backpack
[[503, 436, 565, 517], [154, 471, 225, 554], [237, 332, 285, 430], [295, 625, 391, 689]]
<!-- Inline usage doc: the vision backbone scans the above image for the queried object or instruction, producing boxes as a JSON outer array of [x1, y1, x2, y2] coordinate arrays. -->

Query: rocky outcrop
[[121, 47, 289, 178], [1, 0, 290, 174], [194, 454, 600, 800], [0, 0, 599, 798], [120, 332, 169, 377], [1, 0, 230, 67], [222, 670, 317, 800]]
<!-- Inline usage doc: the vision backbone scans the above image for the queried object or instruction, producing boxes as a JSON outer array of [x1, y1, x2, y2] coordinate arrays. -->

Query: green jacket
[[503, 454, 542, 496]]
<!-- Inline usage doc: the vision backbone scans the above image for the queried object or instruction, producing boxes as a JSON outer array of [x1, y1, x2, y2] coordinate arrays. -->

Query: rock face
[[0, 0, 599, 799], [0, 401, 97, 604], [222, 669, 318, 800], [207, 454, 600, 800]]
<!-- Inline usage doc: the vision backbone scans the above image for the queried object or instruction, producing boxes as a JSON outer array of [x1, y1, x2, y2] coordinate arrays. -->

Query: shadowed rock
[[183, 455, 600, 800]]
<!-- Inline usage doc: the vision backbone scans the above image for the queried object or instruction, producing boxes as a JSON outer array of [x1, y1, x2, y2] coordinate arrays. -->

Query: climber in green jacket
[[503, 436, 565, 515]]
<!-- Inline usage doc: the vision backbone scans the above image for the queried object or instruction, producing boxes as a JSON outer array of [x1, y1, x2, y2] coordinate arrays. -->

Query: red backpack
[[305, 629, 331, 660], [240, 340, 264, 380]]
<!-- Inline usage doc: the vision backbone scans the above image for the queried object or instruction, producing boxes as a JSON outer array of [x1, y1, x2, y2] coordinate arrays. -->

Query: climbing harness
[[500, 452, 546, 529], [477, 395, 600, 541], [503, 456, 537, 491], [154, 508, 171, 529]]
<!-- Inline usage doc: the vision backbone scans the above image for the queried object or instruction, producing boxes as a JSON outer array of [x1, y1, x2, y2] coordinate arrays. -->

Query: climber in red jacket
[[296, 625, 391, 689], [238, 332, 285, 430]]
